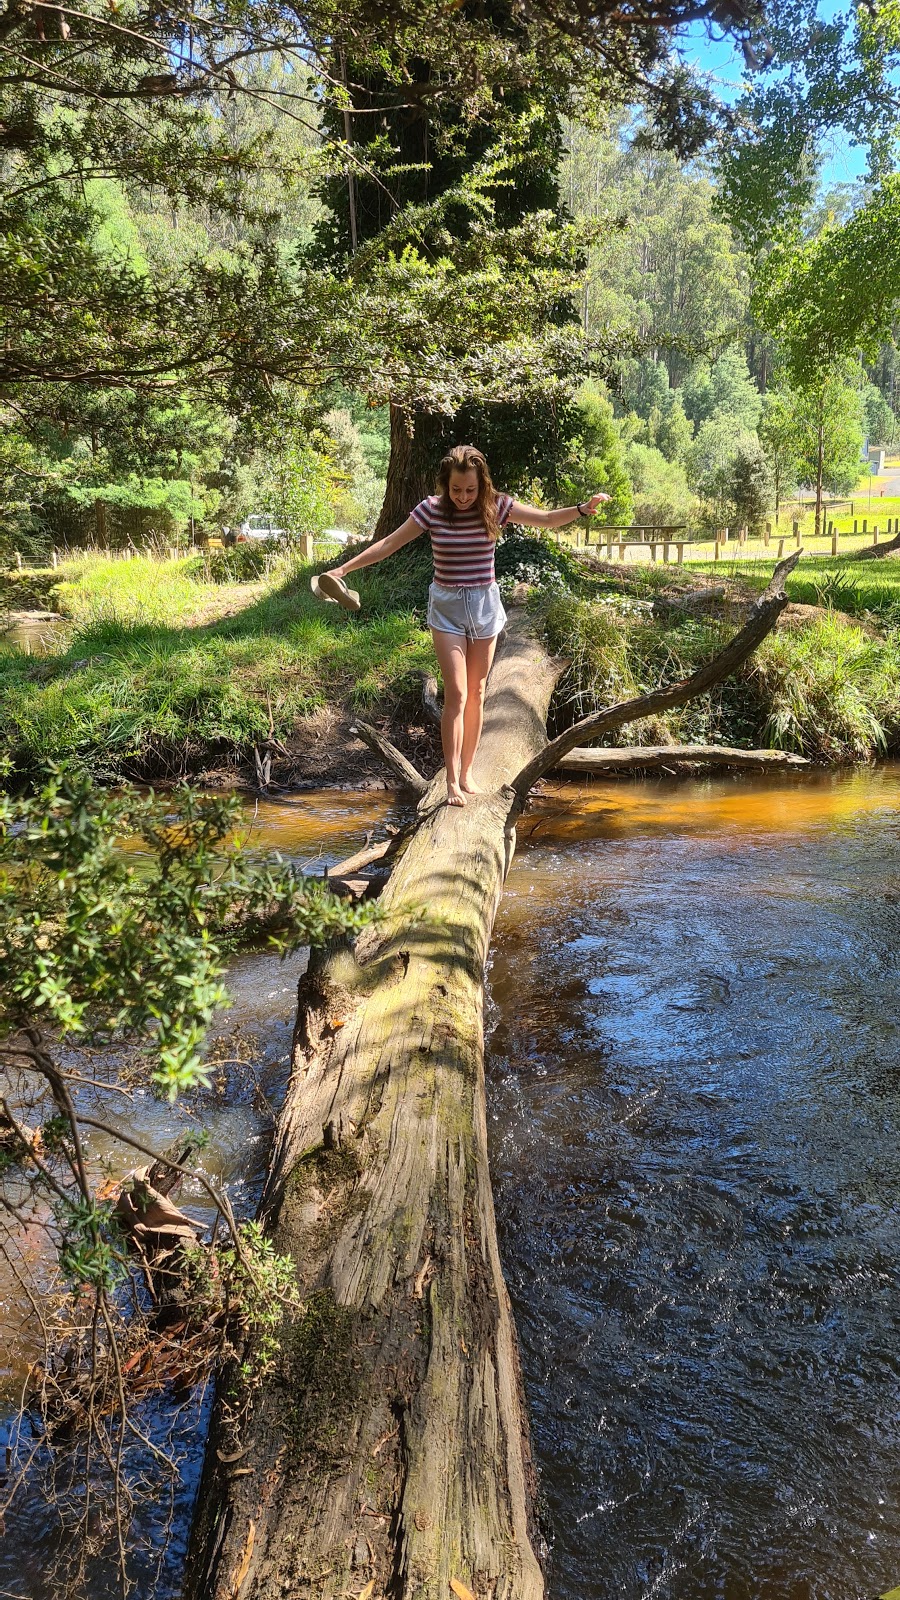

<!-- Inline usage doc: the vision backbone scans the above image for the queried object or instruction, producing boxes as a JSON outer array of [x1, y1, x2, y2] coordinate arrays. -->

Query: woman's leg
[[459, 634, 498, 793], [431, 628, 469, 806]]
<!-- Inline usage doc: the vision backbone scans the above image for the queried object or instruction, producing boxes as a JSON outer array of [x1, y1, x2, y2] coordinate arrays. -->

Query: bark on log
[[556, 744, 810, 773], [186, 616, 562, 1600]]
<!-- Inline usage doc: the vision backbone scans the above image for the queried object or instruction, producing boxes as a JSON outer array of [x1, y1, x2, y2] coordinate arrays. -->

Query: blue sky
[[676, 3, 869, 187]]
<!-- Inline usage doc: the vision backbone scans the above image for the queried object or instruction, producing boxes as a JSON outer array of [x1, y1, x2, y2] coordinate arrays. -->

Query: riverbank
[[2, 541, 900, 785]]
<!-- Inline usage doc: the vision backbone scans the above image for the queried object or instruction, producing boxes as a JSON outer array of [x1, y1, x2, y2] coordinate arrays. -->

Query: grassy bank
[[541, 557, 900, 762], [0, 547, 437, 779], [3, 541, 899, 782]]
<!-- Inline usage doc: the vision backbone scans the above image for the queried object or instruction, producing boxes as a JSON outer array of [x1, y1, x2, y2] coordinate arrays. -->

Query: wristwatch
[[577, 501, 591, 518]]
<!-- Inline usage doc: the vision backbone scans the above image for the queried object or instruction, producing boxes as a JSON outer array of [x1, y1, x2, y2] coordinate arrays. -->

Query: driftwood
[[187, 556, 799, 1600], [556, 743, 810, 773]]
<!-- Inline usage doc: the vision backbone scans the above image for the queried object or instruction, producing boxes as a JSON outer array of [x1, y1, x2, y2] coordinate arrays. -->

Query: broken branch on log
[[420, 671, 443, 726], [511, 550, 801, 801], [349, 718, 430, 794], [556, 744, 810, 773], [326, 825, 409, 881]]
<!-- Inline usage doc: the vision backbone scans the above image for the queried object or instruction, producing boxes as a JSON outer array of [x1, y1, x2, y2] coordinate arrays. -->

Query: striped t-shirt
[[411, 493, 514, 587]]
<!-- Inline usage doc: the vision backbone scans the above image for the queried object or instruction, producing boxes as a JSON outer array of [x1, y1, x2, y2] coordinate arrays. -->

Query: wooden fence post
[[676, 542, 684, 567], [873, 524, 880, 546], [764, 520, 771, 546], [15, 550, 22, 570], [714, 538, 721, 563], [794, 521, 801, 548], [830, 521, 838, 557], [777, 536, 785, 559]]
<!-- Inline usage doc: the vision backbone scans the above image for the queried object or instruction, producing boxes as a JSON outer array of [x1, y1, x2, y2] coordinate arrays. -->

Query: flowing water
[[2, 770, 900, 1598], [489, 765, 900, 1600]]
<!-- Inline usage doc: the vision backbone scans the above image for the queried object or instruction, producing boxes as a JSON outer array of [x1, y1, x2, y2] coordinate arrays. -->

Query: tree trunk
[[374, 405, 447, 537], [186, 614, 561, 1600], [814, 410, 825, 542]]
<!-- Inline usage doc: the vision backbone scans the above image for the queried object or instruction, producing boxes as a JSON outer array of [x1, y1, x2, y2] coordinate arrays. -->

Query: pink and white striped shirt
[[411, 493, 514, 587]]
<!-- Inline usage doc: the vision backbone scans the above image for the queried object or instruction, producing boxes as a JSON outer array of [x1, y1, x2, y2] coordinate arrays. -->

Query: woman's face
[[447, 468, 479, 511]]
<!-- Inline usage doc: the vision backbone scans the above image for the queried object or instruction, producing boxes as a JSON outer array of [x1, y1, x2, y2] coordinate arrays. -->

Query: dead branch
[[555, 744, 810, 773], [419, 670, 443, 726], [326, 822, 410, 880], [854, 529, 900, 560], [511, 551, 801, 801], [348, 718, 430, 794]]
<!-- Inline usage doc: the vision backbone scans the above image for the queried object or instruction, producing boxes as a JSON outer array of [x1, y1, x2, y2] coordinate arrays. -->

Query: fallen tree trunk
[[186, 613, 561, 1600], [556, 743, 810, 774], [187, 555, 799, 1600]]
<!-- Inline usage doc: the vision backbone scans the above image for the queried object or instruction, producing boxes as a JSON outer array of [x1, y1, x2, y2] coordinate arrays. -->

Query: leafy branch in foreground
[[0, 765, 375, 1596]]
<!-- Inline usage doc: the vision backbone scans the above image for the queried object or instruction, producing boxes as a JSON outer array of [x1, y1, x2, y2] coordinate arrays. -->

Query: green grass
[[540, 569, 900, 762], [0, 545, 436, 780], [5, 538, 899, 780], [686, 554, 900, 626]]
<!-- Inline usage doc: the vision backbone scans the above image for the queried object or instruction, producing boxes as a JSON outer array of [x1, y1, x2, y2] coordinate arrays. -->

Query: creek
[[3, 767, 900, 1599]]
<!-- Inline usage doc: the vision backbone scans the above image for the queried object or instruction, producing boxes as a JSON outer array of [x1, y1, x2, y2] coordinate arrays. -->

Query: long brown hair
[[435, 444, 502, 542]]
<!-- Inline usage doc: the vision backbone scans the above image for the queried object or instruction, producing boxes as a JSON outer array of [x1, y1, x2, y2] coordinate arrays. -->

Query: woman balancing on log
[[314, 444, 610, 807]]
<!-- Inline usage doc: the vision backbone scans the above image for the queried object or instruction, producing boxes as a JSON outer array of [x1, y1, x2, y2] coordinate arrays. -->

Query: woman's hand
[[581, 491, 612, 516]]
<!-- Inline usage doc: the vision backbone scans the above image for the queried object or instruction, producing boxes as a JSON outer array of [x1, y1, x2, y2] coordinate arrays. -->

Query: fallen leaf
[[450, 1581, 477, 1600], [356, 1583, 376, 1600]]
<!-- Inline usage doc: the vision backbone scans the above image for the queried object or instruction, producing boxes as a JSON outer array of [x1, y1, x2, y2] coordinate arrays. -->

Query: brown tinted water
[[3, 772, 900, 1598]]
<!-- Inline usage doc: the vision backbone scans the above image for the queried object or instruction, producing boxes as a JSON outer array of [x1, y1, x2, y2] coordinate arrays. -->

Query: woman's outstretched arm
[[509, 490, 610, 530], [329, 516, 423, 579]]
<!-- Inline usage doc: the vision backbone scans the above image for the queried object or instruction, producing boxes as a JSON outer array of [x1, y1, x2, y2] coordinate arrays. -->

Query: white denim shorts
[[426, 580, 507, 640]]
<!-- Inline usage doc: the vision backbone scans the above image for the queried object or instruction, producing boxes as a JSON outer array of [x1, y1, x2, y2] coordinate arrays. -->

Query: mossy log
[[187, 556, 799, 1600], [186, 613, 561, 1600]]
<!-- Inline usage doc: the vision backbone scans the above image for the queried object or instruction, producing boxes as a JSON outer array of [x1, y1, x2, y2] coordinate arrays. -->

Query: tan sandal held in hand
[[310, 572, 361, 612]]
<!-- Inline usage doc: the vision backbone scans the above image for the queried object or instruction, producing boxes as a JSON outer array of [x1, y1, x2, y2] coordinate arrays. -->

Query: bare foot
[[446, 783, 468, 807], [459, 772, 482, 794]]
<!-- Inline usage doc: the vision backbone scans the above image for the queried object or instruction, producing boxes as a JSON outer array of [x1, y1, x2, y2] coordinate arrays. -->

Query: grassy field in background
[[685, 553, 900, 623]]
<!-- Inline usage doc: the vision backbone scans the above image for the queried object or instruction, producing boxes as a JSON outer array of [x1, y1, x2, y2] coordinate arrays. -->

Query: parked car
[[236, 514, 287, 543]]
